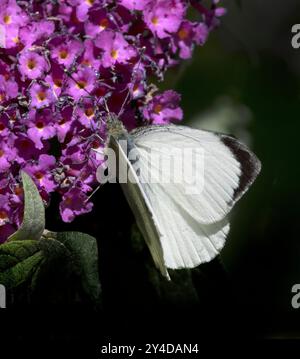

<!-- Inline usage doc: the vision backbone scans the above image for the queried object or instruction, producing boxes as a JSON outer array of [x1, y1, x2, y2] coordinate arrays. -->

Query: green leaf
[[0, 230, 101, 305], [0, 240, 44, 288], [8, 171, 45, 242], [56, 231, 101, 303], [39, 235, 71, 261]]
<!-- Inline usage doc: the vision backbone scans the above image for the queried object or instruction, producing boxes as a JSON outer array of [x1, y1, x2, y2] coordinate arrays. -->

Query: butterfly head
[[106, 113, 127, 140]]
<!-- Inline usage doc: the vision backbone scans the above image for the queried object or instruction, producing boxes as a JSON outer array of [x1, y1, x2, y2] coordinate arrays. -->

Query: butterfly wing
[[110, 124, 260, 277], [144, 183, 230, 269], [127, 125, 261, 272], [108, 135, 170, 279]]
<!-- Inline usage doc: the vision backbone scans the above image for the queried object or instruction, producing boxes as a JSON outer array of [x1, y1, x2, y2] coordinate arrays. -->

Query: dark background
[[178, 0, 300, 339], [3, 0, 300, 355]]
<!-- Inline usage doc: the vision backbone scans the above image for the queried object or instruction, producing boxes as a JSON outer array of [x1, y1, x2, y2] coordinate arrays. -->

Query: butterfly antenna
[[117, 89, 131, 118], [102, 97, 116, 124], [103, 97, 111, 117], [85, 183, 103, 203], [116, 46, 146, 118]]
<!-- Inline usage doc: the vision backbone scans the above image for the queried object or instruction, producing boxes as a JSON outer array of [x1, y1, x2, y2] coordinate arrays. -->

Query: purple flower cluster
[[0, 0, 224, 241]]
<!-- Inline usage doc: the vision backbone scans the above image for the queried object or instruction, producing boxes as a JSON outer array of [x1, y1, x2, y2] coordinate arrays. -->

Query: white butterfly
[[103, 118, 261, 280]]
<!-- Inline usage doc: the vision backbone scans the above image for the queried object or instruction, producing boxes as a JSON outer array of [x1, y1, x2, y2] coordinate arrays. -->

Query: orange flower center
[[34, 171, 44, 180], [85, 107, 94, 117], [132, 84, 139, 93], [99, 18, 109, 29], [37, 91, 47, 102], [151, 16, 159, 25], [59, 118, 66, 126], [54, 78, 62, 88], [77, 80, 87, 89], [154, 104, 162, 114], [12, 36, 20, 44], [178, 28, 188, 40], [0, 149, 4, 157], [59, 49, 68, 60], [14, 186, 23, 196], [0, 210, 7, 220], [27, 59, 36, 70], [36, 121, 44, 129], [110, 49, 118, 59], [3, 14, 11, 24]]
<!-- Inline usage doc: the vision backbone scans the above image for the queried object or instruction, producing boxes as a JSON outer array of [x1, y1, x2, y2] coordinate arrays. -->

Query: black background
[[2, 0, 300, 356]]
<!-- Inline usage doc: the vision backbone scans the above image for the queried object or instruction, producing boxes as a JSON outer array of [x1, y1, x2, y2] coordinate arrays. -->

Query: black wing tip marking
[[220, 135, 261, 203]]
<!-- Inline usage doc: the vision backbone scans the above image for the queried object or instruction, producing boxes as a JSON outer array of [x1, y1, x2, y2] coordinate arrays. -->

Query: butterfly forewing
[[108, 134, 169, 278]]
